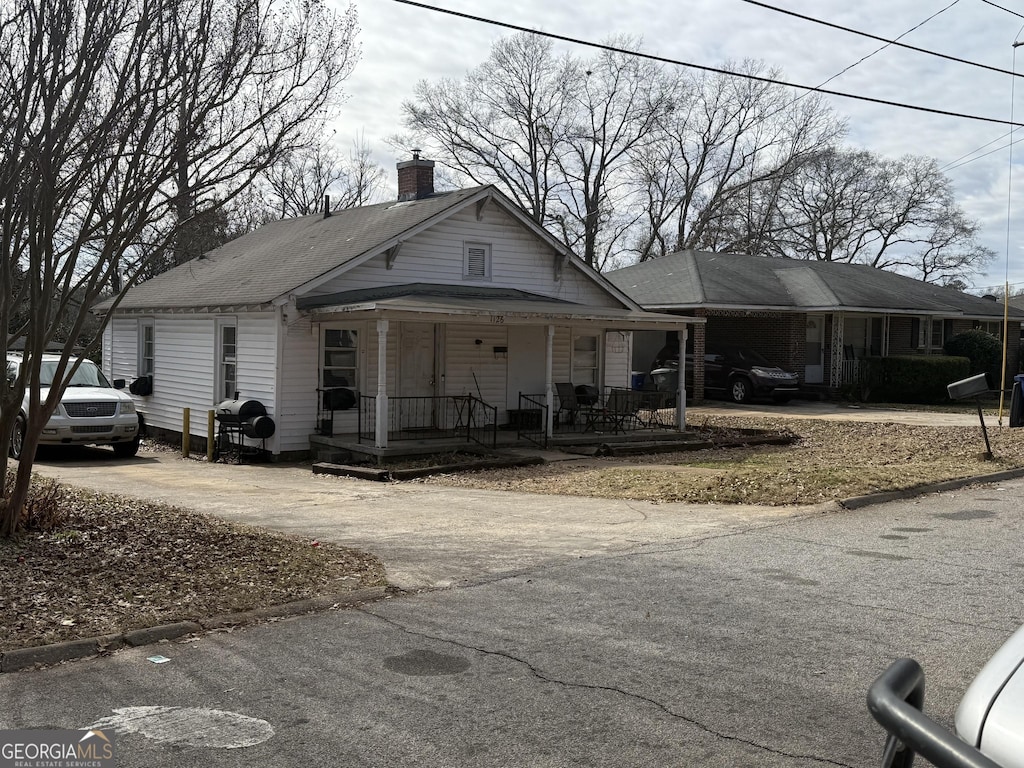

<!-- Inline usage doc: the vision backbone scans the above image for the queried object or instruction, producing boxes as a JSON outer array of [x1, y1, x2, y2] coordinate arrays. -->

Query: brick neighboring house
[[607, 250, 1023, 402]]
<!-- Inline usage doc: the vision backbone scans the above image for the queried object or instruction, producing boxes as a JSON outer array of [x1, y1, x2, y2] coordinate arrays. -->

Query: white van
[[5, 353, 140, 459]]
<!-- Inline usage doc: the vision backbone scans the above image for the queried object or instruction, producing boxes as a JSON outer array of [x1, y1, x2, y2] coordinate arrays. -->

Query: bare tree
[[259, 134, 387, 219], [761, 149, 994, 282], [552, 38, 676, 270], [402, 33, 575, 227], [0, 0, 359, 536], [628, 61, 844, 261]]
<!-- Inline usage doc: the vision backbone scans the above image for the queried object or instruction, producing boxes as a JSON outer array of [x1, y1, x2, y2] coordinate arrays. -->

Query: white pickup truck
[[869, 625, 1024, 767], [5, 353, 140, 459]]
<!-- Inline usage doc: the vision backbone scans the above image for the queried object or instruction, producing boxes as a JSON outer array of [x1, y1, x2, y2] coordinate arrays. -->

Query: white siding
[[109, 317, 139, 384], [236, 314, 277, 405], [101, 325, 113, 378], [144, 315, 215, 438], [309, 206, 623, 309], [443, 324, 508, 423], [278, 315, 321, 453], [552, 327, 572, 383], [106, 312, 280, 451], [604, 331, 632, 389]]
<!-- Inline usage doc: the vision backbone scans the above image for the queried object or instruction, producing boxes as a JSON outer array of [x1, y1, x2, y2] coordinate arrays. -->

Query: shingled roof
[[101, 186, 495, 312], [607, 250, 1019, 319]]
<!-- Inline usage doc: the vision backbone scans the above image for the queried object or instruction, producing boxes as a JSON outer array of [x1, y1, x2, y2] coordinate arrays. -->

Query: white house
[[97, 154, 699, 458]]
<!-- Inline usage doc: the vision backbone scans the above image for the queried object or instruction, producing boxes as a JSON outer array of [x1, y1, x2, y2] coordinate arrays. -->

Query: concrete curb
[[839, 467, 1024, 510], [312, 456, 544, 481], [0, 585, 388, 674]]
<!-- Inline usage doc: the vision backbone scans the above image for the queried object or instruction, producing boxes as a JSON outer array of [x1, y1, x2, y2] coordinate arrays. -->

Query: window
[[572, 334, 600, 388], [463, 242, 491, 280], [930, 319, 954, 349], [910, 317, 921, 349], [322, 328, 358, 389], [138, 320, 155, 376], [216, 319, 237, 401], [973, 320, 1001, 338]]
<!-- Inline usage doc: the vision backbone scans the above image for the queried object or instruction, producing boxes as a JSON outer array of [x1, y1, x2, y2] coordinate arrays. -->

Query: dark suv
[[650, 346, 800, 404]]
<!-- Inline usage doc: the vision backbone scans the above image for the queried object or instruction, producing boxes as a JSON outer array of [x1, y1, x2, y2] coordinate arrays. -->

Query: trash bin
[[631, 371, 646, 391], [1011, 374, 1024, 427]]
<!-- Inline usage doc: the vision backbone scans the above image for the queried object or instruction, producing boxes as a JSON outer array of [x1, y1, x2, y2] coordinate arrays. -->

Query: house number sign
[[490, 315, 506, 324]]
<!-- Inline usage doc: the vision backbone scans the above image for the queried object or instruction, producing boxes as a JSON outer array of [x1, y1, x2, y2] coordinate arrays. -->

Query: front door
[[805, 315, 824, 384], [397, 322, 437, 431], [399, 322, 436, 398], [506, 326, 546, 410]]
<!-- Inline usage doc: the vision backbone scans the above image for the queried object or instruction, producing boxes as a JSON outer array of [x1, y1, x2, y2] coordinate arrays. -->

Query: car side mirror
[[113, 378, 126, 389]]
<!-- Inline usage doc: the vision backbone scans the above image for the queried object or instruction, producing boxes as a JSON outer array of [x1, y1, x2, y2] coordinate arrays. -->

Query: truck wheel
[[9, 415, 25, 459], [113, 436, 141, 459], [729, 377, 751, 404]]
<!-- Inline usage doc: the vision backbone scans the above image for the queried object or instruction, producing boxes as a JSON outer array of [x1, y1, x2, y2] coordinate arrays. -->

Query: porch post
[[375, 319, 389, 449], [830, 312, 844, 388], [545, 324, 555, 438], [677, 324, 687, 432]]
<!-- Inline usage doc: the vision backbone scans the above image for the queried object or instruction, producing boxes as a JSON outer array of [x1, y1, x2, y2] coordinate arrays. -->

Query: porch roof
[[299, 284, 702, 329]]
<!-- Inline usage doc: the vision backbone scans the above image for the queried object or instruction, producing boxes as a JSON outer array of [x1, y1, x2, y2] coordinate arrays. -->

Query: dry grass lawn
[[0, 481, 386, 653], [420, 415, 1024, 505]]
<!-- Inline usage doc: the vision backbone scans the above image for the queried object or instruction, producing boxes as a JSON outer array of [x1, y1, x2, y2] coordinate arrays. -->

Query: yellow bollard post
[[182, 408, 191, 458], [207, 410, 215, 462]]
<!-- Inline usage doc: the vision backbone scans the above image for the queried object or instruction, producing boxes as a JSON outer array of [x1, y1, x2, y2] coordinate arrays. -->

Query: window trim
[[463, 241, 492, 280], [215, 317, 238, 403], [138, 319, 155, 377], [321, 326, 360, 392], [571, 332, 602, 388]]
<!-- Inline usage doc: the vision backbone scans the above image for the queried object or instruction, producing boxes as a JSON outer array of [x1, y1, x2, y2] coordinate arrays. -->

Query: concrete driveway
[[28, 449, 820, 591], [25, 400, 994, 590]]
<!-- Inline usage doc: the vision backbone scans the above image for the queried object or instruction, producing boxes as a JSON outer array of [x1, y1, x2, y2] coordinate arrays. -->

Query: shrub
[[944, 330, 1002, 377], [2, 470, 69, 533], [861, 355, 971, 404]]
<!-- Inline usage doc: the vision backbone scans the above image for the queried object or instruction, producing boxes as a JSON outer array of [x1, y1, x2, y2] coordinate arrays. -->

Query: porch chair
[[555, 382, 582, 427], [583, 387, 640, 434]]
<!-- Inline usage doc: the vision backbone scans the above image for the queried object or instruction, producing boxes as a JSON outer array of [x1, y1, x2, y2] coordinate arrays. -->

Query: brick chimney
[[397, 149, 435, 201]]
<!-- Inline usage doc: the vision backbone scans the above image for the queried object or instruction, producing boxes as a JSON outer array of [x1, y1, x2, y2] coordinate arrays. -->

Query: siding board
[[309, 207, 623, 309]]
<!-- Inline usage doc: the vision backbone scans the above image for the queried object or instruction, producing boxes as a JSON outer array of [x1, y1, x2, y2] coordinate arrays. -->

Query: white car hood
[[955, 623, 1024, 766]]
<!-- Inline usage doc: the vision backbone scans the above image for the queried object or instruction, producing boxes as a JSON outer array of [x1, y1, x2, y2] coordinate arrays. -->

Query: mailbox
[[947, 373, 990, 401]]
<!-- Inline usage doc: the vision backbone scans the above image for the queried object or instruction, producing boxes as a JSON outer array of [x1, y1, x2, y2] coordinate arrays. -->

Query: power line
[[811, 0, 962, 91], [740, 0, 1020, 79], [941, 131, 1020, 172], [390, 0, 1024, 127], [979, 0, 1024, 20]]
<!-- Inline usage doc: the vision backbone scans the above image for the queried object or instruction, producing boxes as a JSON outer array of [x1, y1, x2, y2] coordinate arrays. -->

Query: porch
[[309, 387, 690, 462]]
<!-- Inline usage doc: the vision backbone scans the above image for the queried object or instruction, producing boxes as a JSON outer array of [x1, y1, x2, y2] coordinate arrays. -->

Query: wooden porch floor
[[310, 425, 698, 463]]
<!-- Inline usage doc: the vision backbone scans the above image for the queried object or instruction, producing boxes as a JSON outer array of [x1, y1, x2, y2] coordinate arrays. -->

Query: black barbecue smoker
[[214, 398, 275, 459]]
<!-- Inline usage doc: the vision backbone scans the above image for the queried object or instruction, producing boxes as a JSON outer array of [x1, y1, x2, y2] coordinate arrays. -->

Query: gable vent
[[466, 246, 487, 277]]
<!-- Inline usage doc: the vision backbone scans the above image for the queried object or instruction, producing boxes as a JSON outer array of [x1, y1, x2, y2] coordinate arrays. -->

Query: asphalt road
[[3, 458, 1023, 767]]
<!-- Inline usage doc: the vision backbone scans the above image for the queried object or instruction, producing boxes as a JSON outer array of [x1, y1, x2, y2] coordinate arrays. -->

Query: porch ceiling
[[304, 295, 704, 329]]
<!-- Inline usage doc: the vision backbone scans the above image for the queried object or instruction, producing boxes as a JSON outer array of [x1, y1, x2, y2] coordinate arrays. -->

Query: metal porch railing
[[358, 394, 498, 449], [516, 393, 549, 448]]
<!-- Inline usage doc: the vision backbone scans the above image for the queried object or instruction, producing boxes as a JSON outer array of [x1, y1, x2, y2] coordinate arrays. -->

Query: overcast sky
[[332, 0, 1024, 292]]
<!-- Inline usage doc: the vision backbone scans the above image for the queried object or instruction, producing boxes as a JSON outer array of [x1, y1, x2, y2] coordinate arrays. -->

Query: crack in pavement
[[361, 610, 859, 768], [429, 515, 822, 593]]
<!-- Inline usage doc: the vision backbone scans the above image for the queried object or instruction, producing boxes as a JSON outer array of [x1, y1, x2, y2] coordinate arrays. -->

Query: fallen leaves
[[0, 486, 386, 652], [420, 416, 1024, 506]]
